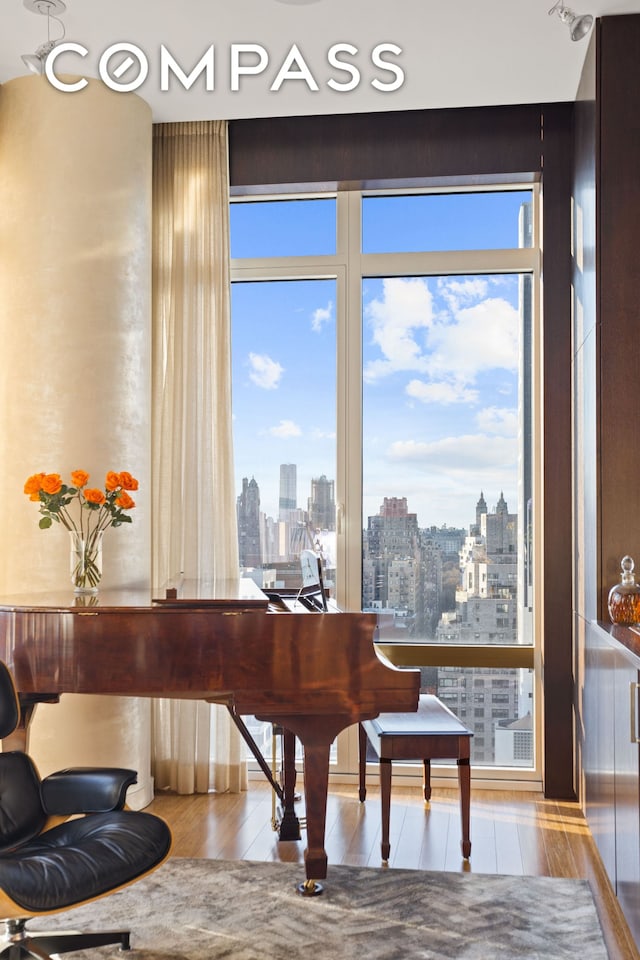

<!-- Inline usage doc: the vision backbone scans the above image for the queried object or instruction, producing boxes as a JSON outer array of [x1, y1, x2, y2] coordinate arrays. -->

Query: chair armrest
[[41, 767, 138, 815]]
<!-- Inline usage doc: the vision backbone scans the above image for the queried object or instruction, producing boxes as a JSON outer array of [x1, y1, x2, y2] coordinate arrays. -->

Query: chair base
[[0, 919, 130, 959]]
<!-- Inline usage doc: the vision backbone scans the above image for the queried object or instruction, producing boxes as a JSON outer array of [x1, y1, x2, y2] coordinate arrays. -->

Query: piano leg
[[257, 713, 349, 895], [297, 737, 331, 896]]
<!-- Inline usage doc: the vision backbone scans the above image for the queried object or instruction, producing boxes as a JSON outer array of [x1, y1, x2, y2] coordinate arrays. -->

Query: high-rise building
[[434, 492, 531, 765], [308, 475, 335, 530], [419, 535, 443, 635], [471, 491, 488, 536], [363, 497, 422, 622], [365, 497, 419, 558], [425, 525, 467, 560], [278, 464, 297, 521], [387, 558, 419, 632], [439, 492, 518, 642], [237, 477, 261, 568]]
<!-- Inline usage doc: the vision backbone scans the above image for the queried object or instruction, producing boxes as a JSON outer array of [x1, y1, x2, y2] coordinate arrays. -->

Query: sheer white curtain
[[151, 120, 246, 794]]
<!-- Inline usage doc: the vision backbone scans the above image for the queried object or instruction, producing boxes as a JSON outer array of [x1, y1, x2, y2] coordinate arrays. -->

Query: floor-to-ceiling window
[[230, 185, 541, 784]]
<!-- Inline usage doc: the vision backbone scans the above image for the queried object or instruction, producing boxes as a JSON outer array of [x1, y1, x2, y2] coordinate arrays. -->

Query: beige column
[[0, 75, 153, 807]]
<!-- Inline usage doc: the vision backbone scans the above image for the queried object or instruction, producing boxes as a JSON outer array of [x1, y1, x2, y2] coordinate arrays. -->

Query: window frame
[[230, 183, 543, 787]]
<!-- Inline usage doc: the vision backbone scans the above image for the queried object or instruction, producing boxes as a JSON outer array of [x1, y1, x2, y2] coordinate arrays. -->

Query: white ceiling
[[1, 0, 640, 122]]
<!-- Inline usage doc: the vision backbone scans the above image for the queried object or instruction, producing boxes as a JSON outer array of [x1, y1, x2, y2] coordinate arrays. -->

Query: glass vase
[[69, 531, 103, 594], [608, 555, 640, 625]]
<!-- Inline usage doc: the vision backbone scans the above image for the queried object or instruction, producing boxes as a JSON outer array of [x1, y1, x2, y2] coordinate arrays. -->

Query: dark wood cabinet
[[585, 621, 640, 941], [584, 621, 617, 880], [614, 648, 640, 936]]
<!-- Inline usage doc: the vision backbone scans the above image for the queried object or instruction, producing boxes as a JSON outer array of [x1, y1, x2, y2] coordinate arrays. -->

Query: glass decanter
[[608, 556, 640, 625]]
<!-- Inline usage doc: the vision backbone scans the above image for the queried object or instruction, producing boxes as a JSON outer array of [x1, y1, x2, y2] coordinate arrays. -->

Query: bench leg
[[458, 757, 471, 859], [380, 757, 392, 862], [358, 723, 367, 802]]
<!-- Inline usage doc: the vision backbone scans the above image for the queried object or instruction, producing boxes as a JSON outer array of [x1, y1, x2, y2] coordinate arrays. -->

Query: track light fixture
[[21, 0, 66, 75], [548, 0, 593, 41]]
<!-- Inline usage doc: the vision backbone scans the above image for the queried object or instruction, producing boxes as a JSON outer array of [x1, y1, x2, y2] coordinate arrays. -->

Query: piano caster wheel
[[296, 879, 324, 897]]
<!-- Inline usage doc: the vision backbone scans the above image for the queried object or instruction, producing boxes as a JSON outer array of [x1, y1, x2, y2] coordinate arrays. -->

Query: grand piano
[[0, 578, 420, 893]]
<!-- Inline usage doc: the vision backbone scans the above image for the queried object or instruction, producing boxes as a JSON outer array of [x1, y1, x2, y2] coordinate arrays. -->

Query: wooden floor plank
[[493, 813, 524, 876], [387, 800, 427, 869], [535, 798, 581, 879]]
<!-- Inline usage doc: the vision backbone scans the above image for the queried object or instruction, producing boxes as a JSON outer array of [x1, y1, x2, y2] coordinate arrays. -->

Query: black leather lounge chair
[[0, 660, 172, 959]]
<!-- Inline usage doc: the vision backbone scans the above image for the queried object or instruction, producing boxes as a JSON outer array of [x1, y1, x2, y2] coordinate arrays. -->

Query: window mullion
[[336, 191, 363, 611], [360, 248, 537, 278]]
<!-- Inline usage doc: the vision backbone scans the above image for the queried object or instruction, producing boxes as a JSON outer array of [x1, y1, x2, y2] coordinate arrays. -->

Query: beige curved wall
[[0, 75, 152, 591], [0, 75, 153, 807]]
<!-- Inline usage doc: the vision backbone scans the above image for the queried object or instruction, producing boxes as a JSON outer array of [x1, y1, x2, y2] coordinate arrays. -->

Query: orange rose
[[24, 473, 45, 501], [118, 471, 139, 491], [71, 470, 89, 488], [115, 491, 135, 510], [105, 471, 121, 491], [40, 473, 62, 495], [84, 488, 106, 505]]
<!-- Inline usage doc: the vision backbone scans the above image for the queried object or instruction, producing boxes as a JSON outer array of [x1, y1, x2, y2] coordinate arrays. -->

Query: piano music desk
[[359, 694, 472, 862]]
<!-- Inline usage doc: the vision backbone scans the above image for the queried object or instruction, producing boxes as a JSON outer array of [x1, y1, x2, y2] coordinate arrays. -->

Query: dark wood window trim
[[228, 102, 575, 798]]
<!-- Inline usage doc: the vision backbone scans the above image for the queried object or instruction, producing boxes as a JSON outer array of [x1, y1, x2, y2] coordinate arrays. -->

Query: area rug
[[27, 857, 608, 959]]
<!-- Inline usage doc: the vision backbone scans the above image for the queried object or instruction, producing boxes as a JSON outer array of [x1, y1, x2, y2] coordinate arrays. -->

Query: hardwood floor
[[147, 780, 639, 960]]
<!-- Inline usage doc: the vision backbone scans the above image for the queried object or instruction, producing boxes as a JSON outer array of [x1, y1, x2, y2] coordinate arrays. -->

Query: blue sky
[[362, 273, 521, 527], [230, 192, 529, 530], [231, 277, 337, 519]]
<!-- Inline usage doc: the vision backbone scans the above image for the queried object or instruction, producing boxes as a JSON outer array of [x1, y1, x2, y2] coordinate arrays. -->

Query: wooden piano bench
[[358, 694, 473, 863]]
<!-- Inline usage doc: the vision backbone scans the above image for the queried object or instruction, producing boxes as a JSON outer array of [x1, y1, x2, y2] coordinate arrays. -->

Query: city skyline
[[236, 464, 510, 538]]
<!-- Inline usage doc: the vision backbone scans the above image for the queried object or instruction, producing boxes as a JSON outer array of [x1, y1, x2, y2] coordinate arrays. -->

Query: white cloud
[[363, 278, 434, 382], [363, 279, 519, 389], [427, 298, 519, 381], [388, 433, 517, 469], [436, 277, 489, 311], [269, 419, 301, 438], [311, 301, 333, 332], [248, 352, 284, 390], [475, 406, 518, 436], [405, 378, 479, 405]]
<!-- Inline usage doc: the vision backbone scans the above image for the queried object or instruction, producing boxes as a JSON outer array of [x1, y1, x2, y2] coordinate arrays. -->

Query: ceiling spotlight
[[21, 0, 66, 75], [548, 0, 593, 41]]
